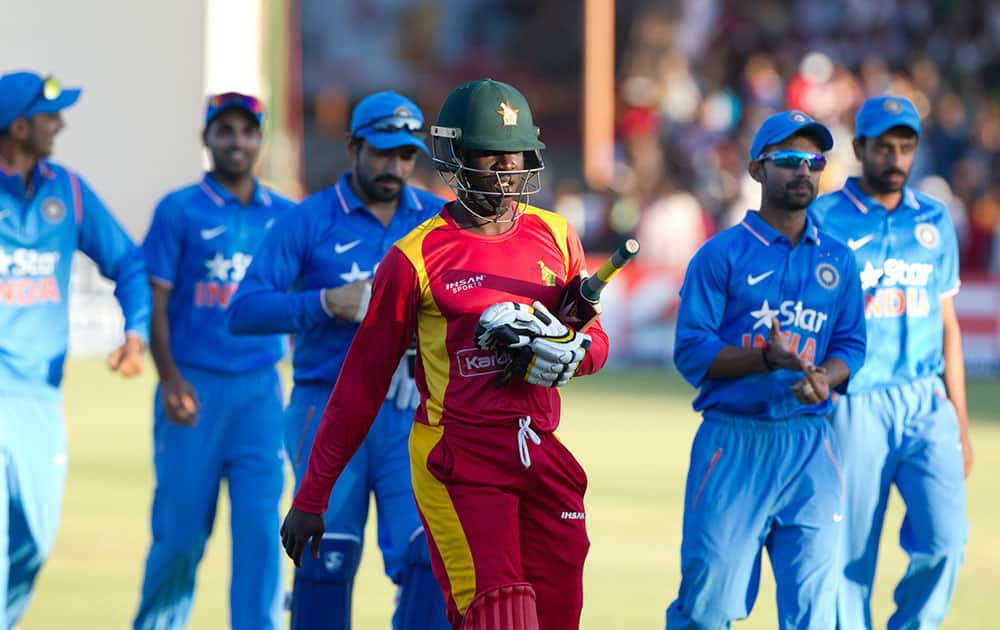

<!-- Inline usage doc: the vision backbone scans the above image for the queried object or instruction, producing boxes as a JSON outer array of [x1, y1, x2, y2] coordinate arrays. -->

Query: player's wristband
[[353, 282, 373, 323], [761, 344, 778, 371]]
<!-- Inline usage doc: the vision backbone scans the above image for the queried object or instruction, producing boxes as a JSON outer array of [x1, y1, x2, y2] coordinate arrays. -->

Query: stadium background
[[2, 0, 998, 627]]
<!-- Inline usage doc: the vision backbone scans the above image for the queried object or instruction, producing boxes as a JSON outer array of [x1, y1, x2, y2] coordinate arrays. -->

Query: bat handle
[[581, 238, 640, 302]]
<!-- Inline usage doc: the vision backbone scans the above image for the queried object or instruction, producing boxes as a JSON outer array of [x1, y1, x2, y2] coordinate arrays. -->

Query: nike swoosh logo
[[747, 271, 774, 286], [334, 240, 362, 254], [847, 234, 875, 250], [200, 225, 226, 240]]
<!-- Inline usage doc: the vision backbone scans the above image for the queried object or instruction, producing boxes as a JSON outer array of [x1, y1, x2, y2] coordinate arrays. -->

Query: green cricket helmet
[[430, 79, 545, 221]]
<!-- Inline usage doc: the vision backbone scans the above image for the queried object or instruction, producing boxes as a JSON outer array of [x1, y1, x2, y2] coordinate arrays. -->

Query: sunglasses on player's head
[[757, 150, 828, 172], [209, 92, 264, 115], [356, 114, 425, 136], [18, 75, 62, 119]]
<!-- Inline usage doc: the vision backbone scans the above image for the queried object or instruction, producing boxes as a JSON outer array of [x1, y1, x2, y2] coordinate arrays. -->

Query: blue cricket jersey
[[674, 210, 867, 419], [228, 173, 445, 385], [810, 177, 960, 393], [0, 160, 150, 391], [142, 174, 294, 374]]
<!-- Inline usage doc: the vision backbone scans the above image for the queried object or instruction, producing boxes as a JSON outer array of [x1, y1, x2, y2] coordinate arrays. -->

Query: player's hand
[[281, 507, 325, 567], [387, 345, 420, 410], [474, 301, 567, 350], [960, 429, 974, 478], [322, 281, 372, 322], [107, 334, 145, 378], [160, 375, 200, 426], [764, 320, 805, 371], [792, 364, 830, 404]]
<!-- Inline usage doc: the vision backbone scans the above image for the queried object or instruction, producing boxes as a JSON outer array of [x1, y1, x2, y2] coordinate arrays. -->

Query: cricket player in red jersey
[[281, 78, 609, 629]]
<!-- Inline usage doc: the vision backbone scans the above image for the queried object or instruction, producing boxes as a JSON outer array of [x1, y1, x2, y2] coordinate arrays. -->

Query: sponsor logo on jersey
[[742, 298, 830, 363], [560, 511, 585, 520], [537, 260, 558, 287], [41, 197, 66, 223], [457, 347, 511, 377], [445, 274, 485, 294], [858, 258, 934, 319], [747, 270, 773, 286], [196, 252, 253, 309], [0, 247, 62, 305]]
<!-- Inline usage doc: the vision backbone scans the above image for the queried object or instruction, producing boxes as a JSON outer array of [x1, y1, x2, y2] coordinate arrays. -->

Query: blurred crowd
[[557, 0, 1000, 275], [297, 0, 1000, 274]]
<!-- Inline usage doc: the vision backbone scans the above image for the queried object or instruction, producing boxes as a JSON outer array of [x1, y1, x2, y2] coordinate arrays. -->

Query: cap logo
[[791, 112, 807, 123], [497, 101, 519, 127], [393, 105, 414, 118], [884, 99, 903, 113]]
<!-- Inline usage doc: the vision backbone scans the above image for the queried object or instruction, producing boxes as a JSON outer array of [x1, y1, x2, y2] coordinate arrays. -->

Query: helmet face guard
[[431, 125, 543, 222]]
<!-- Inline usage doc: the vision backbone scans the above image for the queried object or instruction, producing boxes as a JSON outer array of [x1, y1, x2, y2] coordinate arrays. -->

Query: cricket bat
[[557, 238, 640, 331]]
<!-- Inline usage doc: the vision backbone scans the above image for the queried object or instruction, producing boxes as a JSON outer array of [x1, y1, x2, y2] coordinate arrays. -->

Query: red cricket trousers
[[409, 418, 590, 629]]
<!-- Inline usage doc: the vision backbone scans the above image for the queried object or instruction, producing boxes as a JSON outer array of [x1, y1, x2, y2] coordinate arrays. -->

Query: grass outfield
[[22, 360, 999, 629]]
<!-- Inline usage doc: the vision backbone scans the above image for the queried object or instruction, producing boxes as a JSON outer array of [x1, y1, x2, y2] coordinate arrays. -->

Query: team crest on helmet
[[41, 197, 66, 223], [537, 260, 558, 286], [815, 263, 839, 290], [497, 101, 519, 126], [884, 99, 903, 113], [914, 223, 939, 249]]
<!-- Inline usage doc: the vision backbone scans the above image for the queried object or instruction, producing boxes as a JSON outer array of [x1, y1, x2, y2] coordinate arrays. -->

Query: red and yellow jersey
[[294, 203, 609, 513]]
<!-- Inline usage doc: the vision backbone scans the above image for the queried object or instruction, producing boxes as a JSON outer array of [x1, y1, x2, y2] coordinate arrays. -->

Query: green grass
[[21, 361, 1000, 628]]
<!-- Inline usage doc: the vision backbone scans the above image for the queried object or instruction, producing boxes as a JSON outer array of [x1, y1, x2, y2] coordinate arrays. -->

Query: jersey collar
[[333, 172, 422, 216], [740, 209, 820, 247], [0, 159, 57, 199], [199, 172, 272, 208], [842, 176, 919, 214]]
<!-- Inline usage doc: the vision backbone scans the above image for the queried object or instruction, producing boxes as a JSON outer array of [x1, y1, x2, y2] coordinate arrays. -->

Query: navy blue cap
[[0, 71, 81, 131], [205, 92, 264, 128], [350, 91, 428, 154], [855, 95, 921, 139], [750, 110, 834, 159]]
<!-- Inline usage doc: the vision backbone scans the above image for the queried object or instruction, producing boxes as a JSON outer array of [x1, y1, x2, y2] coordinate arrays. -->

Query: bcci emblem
[[791, 112, 807, 123], [393, 105, 414, 118], [884, 99, 903, 113], [41, 197, 66, 224], [815, 263, 839, 290], [915, 223, 939, 249]]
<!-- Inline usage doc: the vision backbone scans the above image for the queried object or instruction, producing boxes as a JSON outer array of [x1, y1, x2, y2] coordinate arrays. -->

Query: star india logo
[[815, 263, 839, 290], [497, 101, 519, 126]]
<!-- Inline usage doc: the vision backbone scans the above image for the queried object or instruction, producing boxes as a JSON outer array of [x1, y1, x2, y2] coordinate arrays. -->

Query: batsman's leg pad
[[460, 583, 539, 630], [392, 530, 450, 630], [290, 536, 362, 630]]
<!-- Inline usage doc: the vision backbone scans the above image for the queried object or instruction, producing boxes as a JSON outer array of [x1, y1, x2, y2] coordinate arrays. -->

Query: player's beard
[[863, 162, 909, 194], [461, 171, 523, 217], [357, 171, 404, 203], [769, 177, 816, 212]]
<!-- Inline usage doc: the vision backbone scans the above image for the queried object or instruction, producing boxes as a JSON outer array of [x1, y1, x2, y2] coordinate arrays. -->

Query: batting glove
[[386, 345, 419, 410], [474, 301, 568, 350]]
